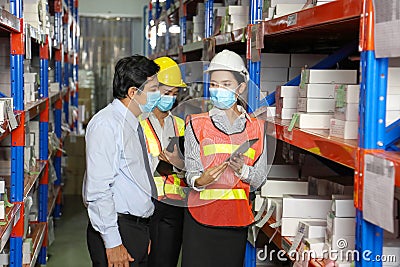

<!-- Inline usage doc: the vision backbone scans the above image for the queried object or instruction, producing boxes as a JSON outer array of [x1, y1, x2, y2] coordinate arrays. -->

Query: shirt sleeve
[[184, 122, 205, 191], [84, 123, 122, 248], [240, 134, 268, 191]]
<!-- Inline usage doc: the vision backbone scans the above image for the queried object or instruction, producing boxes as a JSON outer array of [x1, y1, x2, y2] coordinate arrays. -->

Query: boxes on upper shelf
[[329, 119, 358, 139], [260, 179, 308, 198], [299, 84, 336, 99], [276, 86, 299, 98], [275, 4, 304, 17], [297, 98, 335, 113], [331, 195, 355, 218], [295, 113, 333, 129], [228, 5, 249, 15], [277, 97, 298, 109], [277, 108, 296, 119], [301, 69, 357, 85], [387, 95, 400, 110], [299, 220, 327, 239], [261, 68, 289, 82], [326, 211, 355, 237], [334, 84, 360, 104], [281, 218, 325, 237], [388, 68, 400, 86], [334, 103, 358, 121], [283, 195, 332, 219], [290, 54, 327, 68], [260, 81, 283, 93], [261, 53, 290, 68]]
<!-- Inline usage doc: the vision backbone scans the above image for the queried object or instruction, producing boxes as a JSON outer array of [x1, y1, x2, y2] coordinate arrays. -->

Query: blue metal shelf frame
[[10, 0, 24, 265], [202, 0, 213, 98]]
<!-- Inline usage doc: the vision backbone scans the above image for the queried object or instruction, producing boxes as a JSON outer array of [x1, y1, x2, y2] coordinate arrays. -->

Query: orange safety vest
[[188, 112, 265, 227], [140, 116, 186, 201]]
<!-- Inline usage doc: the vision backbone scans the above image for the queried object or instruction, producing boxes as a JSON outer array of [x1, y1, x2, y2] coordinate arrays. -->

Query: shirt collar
[[111, 98, 139, 131], [209, 105, 251, 121]]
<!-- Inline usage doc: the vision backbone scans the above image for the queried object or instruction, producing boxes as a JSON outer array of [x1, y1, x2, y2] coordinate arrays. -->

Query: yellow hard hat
[[154, 57, 187, 88]]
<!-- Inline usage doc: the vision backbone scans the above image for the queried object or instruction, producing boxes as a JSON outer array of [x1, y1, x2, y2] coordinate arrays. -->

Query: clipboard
[[225, 138, 259, 162]]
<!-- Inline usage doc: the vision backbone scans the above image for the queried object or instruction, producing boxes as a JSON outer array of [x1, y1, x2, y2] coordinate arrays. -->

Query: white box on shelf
[[281, 218, 325, 237], [387, 95, 400, 110], [290, 54, 327, 68], [334, 84, 360, 104], [388, 68, 400, 86], [299, 84, 336, 98], [387, 110, 400, 126], [254, 194, 265, 212], [22, 253, 31, 265], [24, 72, 37, 83], [277, 108, 297, 119], [279, 98, 298, 109], [332, 195, 356, 218], [261, 180, 308, 198], [275, 4, 304, 17], [383, 239, 400, 266], [301, 69, 357, 84], [276, 85, 299, 98], [260, 53, 290, 68], [297, 98, 335, 113], [388, 85, 400, 95], [295, 113, 333, 129], [334, 103, 359, 121], [303, 238, 325, 258], [228, 5, 249, 15], [0, 180, 5, 194], [23, 239, 32, 254], [330, 235, 355, 251], [283, 195, 332, 219], [299, 220, 327, 239], [261, 67, 289, 82], [330, 119, 358, 140], [0, 201, 4, 220], [326, 211, 355, 237], [271, 0, 307, 6]]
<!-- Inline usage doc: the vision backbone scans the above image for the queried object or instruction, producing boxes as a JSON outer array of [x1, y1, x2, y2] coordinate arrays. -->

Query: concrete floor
[[47, 195, 91, 267]]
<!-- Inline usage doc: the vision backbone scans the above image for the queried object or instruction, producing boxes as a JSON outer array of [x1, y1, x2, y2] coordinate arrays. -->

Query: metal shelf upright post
[[9, 0, 24, 266], [38, 36, 50, 265], [63, 8, 70, 127], [53, 0, 63, 219], [203, 0, 213, 98], [73, 0, 79, 131]]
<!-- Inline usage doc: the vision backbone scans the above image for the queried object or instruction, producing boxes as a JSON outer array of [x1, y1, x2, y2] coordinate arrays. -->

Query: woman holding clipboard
[[182, 50, 269, 267]]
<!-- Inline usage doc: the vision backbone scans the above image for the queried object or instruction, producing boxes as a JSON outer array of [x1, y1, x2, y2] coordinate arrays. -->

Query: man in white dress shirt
[[83, 55, 161, 267]]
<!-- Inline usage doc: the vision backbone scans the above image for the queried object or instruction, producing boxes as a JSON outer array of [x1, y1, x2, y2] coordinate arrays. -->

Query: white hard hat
[[205, 50, 249, 82]]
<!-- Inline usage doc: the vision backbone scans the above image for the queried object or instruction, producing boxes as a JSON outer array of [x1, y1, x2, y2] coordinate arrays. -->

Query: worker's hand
[[159, 151, 170, 163], [164, 144, 185, 170], [106, 244, 134, 267], [228, 153, 245, 176], [195, 162, 228, 187]]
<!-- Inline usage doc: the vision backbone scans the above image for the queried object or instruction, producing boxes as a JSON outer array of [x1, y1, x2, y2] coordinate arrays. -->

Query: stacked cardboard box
[[387, 68, 400, 126], [264, 0, 307, 20], [63, 135, 86, 195], [260, 53, 290, 95], [227, 6, 248, 31], [192, 3, 205, 42], [295, 69, 357, 129], [24, 0, 51, 34], [330, 84, 360, 139], [275, 86, 299, 119]]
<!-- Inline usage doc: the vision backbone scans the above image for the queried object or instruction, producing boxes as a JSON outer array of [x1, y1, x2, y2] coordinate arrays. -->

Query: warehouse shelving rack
[[147, 0, 400, 266], [0, 0, 79, 266]]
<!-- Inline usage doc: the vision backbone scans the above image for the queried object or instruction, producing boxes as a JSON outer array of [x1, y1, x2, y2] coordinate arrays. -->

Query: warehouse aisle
[[47, 195, 91, 267]]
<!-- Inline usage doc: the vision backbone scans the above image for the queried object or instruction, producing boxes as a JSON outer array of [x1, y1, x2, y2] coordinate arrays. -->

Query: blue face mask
[[209, 87, 237, 109], [157, 95, 176, 112], [139, 91, 161, 113]]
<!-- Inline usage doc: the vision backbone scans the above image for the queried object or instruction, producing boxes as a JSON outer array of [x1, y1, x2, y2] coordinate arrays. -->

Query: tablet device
[[225, 138, 259, 162], [166, 136, 185, 155]]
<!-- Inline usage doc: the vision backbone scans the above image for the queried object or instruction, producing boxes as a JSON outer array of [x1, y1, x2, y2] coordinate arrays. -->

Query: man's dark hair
[[113, 55, 160, 99]]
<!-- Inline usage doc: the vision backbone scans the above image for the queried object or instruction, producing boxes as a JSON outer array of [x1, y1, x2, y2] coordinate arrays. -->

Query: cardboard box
[[260, 81, 283, 93], [24, 73, 37, 83], [261, 53, 290, 68], [281, 218, 325, 237], [329, 235, 355, 251], [283, 195, 332, 219], [383, 239, 400, 266], [387, 95, 400, 110], [301, 69, 357, 85], [261, 67, 289, 82], [387, 110, 400, 126], [330, 119, 358, 140], [64, 134, 86, 157], [261, 179, 308, 198], [388, 85, 400, 95], [276, 108, 296, 119], [278, 97, 298, 109], [0, 201, 4, 220], [299, 220, 327, 239], [228, 5, 249, 15], [297, 98, 335, 113], [334, 84, 360, 104], [334, 103, 358, 121], [299, 84, 336, 98], [295, 113, 333, 129], [326, 211, 355, 237], [290, 54, 327, 68], [332, 195, 356, 218], [275, 4, 304, 17], [276, 85, 299, 98]]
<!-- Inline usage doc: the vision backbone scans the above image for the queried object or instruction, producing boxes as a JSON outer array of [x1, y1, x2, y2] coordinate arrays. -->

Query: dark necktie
[[137, 124, 157, 203]]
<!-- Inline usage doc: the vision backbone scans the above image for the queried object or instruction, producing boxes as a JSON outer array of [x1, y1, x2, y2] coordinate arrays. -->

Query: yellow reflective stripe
[[174, 117, 185, 136], [153, 175, 186, 198], [202, 144, 256, 160], [199, 189, 247, 200], [140, 120, 161, 157]]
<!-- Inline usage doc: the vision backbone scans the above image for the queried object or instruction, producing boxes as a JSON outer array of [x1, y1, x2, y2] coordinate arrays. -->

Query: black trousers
[[181, 209, 248, 267], [148, 201, 184, 267], [87, 217, 150, 267]]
